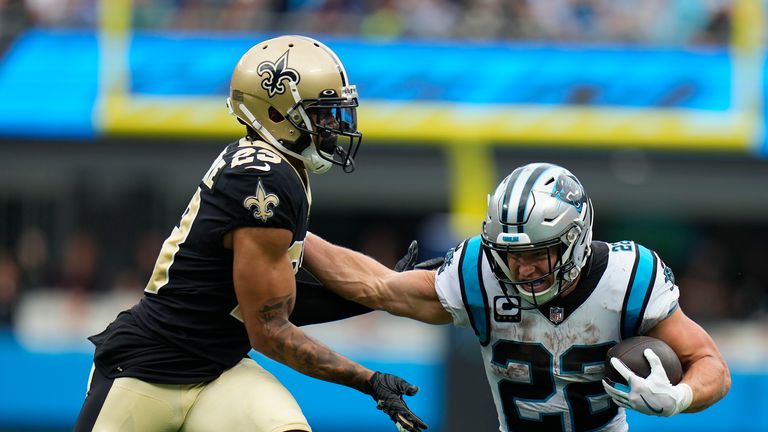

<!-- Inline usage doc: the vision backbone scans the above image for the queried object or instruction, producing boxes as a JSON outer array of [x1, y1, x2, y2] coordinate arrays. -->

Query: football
[[605, 336, 682, 385]]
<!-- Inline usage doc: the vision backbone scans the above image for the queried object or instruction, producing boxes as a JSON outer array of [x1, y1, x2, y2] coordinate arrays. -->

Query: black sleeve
[[289, 268, 372, 326], [215, 153, 306, 236]]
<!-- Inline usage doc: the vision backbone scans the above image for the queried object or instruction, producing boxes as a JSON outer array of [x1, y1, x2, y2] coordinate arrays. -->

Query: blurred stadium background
[[0, 0, 766, 431]]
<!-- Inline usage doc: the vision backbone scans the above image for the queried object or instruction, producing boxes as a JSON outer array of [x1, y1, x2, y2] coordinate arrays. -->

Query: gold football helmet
[[227, 35, 362, 174]]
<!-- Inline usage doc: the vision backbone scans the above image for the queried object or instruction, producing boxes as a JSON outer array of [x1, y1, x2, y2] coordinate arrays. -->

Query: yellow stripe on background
[[731, 0, 765, 149], [101, 97, 757, 151], [446, 142, 495, 239], [98, 0, 131, 36], [97, 0, 131, 128], [360, 102, 756, 151], [102, 95, 241, 137], [732, 0, 764, 57], [97, 0, 759, 153]]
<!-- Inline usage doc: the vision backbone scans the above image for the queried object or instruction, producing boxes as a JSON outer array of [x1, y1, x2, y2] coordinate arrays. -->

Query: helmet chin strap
[[516, 226, 583, 306], [490, 249, 550, 309], [498, 282, 540, 311], [287, 81, 335, 174], [490, 248, 565, 308], [301, 149, 332, 174], [520, 282, 558, 305], [234, 100, 281, 148], [232, 99, 331, 174]]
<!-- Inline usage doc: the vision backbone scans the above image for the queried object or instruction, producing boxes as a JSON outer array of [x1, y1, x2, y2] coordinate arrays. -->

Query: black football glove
[[394, 240, 445, 272], [364, 372, 428, 432]]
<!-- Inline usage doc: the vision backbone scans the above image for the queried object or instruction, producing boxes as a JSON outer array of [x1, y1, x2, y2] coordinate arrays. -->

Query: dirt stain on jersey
[[491, 362, 530, 381], [582, 321, 600, 344], [544, 319, 601, 356], [517, 315, 536, 342]]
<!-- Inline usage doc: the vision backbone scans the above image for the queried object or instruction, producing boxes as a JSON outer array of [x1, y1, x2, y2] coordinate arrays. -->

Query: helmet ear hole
[[268, 106, 285, 123]]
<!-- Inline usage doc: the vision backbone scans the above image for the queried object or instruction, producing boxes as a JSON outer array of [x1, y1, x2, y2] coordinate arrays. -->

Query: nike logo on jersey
[[245, 164, 271, 171], [640, 395, 663, 414]]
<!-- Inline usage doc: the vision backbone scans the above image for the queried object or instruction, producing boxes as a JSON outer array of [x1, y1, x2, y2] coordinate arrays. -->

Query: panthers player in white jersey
[[304, 163, 731, 432]]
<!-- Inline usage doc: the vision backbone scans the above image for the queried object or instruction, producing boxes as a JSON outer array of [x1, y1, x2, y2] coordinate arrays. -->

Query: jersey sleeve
[[638, 249, 680, 335], [616, 241, 681, 338], [434, 243, 472, 329], [215, 161, 305, 234]]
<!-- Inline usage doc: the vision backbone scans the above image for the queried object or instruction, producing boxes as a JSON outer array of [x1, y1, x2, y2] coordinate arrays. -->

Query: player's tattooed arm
[[231, 227, 427, 432], [230, 226, 373, 392], [256, 292, 370, 392]]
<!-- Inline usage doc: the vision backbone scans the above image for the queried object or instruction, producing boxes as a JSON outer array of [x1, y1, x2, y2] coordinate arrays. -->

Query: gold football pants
[[74, 357, 311, 432]]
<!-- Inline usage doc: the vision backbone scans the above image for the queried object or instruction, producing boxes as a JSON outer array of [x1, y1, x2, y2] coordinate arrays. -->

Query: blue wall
[[0, 30, 98, 139], [128, 33, 732, 108], [0, 331, 443, 432], [626, 372, 768, 432], [0, 330, 761, 432], [0, 29, 735, 139]]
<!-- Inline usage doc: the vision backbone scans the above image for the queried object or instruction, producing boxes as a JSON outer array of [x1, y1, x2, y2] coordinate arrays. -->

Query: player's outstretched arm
[[303, 233, 452, 325], [289, 240, 442, 326], [646, 308, 731, 413], [231, 227, 426, 432]]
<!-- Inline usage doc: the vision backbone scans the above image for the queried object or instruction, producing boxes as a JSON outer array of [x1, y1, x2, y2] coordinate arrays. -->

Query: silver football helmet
[[227, 35, 361, 174], [481, 163, 594, 306]]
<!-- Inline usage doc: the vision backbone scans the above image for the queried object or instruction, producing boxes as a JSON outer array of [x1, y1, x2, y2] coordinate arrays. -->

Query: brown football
[[605, 336, 682, 385]]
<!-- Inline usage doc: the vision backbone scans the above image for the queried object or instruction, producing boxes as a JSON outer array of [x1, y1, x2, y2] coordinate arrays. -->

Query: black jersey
[[90, 139, 311, 384]]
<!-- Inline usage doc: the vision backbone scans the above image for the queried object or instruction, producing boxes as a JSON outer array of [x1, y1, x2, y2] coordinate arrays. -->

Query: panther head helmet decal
[[552, 174, 586, 213]]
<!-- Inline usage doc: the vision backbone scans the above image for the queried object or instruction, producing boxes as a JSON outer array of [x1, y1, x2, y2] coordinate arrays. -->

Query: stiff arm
[[228, 226, 374, 392], [303, 233, 452, 325]]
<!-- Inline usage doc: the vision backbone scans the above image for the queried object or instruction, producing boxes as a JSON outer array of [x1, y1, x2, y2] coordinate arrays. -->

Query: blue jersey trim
[[621, 244, 658, 338], [458, 236, 491, 346]]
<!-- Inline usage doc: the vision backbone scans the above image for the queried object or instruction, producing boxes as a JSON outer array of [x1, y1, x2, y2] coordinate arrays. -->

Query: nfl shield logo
[[549, 307, 564, 324]]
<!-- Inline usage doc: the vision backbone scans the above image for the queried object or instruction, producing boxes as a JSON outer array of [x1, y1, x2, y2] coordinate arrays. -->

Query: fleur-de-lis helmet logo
[[243, 180, 280, 222], [257, 51, 301, 97]]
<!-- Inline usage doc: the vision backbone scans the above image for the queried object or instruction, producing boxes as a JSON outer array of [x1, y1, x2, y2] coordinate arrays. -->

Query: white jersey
[[435, 237, 679, 432]]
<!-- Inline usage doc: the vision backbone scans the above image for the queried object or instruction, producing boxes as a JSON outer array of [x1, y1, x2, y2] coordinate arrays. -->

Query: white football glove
[[602, 348, 693, 417]]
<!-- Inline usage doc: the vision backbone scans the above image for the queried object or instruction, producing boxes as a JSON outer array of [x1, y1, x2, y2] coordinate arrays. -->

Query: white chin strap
[[517, 281, 560, 306], [302, 150, 332, 174], [287, 81, 333, 174], [227, 94, 332, 174]]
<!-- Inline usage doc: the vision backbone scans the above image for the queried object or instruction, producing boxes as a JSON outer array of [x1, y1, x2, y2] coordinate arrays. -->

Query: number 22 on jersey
[[493, 341, 617, 432]]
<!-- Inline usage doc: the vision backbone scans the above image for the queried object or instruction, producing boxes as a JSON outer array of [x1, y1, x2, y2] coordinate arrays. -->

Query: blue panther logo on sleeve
[[551, 174, 586, 212], [663, 262, 675, 284], [437, 248, 455, 275]]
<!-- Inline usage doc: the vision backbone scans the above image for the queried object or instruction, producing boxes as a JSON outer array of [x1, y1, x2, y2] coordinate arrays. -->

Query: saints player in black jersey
[[74, 35, 427, 432]]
